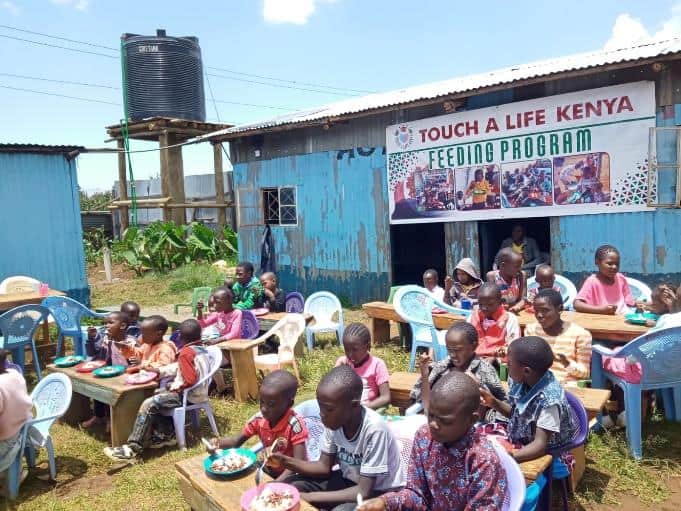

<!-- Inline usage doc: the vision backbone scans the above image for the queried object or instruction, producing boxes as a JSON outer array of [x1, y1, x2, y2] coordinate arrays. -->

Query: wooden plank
[[213, 143, 227, 231], [117, 139, 129, 233], [110, 384, 155, 446], [165, 201, 234, 209], [159, 131, 172, 222], [0, 289, 65, 310], [218, 341, 260, 402], [166, 131, 187, 225], [521, 454, 553, 484], [110, 197, 172, 206]]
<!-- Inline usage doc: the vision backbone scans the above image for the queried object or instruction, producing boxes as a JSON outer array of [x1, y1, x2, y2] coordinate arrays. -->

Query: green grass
[[11, 266, 681, 510]]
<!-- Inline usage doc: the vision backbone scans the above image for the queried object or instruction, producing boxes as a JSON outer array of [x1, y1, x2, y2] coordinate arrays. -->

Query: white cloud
[[1, 1, 20, 15], [263, 0, 335, 25], [50, 0, 89, 11], [604, 3, 681, 50]]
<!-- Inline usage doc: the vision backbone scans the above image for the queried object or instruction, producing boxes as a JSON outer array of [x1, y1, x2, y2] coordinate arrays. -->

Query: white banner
[[387, 81, 656, 224]]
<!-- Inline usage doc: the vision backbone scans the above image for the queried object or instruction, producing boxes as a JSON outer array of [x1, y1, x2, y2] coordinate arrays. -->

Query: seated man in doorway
[[498, 224, 542, 275]]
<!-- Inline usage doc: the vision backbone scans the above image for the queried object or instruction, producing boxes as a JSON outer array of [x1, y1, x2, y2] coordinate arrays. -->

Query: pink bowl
[[240, 482, 300, 511], [252, 308, 270, 317]]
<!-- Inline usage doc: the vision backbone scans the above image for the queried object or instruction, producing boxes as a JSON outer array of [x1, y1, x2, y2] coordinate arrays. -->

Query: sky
[[1, 0, 680, 192]]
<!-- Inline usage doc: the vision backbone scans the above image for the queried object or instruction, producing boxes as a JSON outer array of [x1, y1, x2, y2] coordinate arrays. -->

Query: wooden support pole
[[117, 139, 129, 234], [213, 143, 226, 236], [167, 132, 187, 225], [159, 131, 172, 222]]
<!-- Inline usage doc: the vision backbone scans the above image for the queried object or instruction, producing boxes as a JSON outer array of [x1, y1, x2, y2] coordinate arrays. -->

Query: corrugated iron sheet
[[233, 149, 390, 304], [0, 152, 89, 303], [0, 144, 84, 156], [208, 37, 681, 138]]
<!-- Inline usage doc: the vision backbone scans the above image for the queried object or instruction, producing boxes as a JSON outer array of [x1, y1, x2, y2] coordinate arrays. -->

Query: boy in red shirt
[[208, 370, 308, 480]]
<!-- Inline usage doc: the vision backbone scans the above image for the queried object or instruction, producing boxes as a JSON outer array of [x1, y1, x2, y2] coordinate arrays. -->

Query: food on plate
[[210, 451, 252, 473], [249, 487, 295, 511], [263, 437, 288, 469]]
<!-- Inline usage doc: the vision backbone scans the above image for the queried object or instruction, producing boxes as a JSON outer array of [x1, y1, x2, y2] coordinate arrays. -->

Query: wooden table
[[215, 338, 264, 403], [176, 453, 318, 511], [48, 364, 158, 446], [363, 301, 648, 345]]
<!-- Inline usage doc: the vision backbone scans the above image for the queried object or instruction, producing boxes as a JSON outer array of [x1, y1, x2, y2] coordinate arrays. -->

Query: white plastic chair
[[161, 345, 221, 450], [252, 313, 306, 383], [0, 276, 40, 294], [303, 291, 344, 349], [7, 373, 72, 500], [489, 438, 526, 511], [385, 414, 427, 468], [527, 273, 577, 309], [625, 277, 652, 303]]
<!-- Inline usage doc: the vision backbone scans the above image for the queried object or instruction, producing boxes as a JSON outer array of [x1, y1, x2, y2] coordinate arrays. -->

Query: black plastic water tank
[[121, 29, 206, 122]]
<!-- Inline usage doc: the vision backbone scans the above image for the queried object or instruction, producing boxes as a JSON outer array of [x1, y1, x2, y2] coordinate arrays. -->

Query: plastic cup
[[39, 283, 49, 297], [461, 298, 472, 310]]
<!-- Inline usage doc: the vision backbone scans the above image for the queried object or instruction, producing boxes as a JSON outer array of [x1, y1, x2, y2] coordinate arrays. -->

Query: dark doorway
[[391, 223, 446, 286], [478, 217, 551, 275]]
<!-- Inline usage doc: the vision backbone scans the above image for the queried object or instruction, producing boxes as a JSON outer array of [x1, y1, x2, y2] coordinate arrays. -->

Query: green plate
[[54, 355, 86, 368], [92, 365, 125, 378], [624, 312, 659, 325], [203, 448, 257, 477]]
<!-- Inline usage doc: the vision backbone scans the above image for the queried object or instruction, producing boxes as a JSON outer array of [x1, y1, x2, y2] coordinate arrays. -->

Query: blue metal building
[[207, 39, 681, 304], [0, 144, 89, 304]]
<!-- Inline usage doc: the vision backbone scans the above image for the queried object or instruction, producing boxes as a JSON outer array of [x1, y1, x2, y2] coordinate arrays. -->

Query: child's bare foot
[[80, 416, 104, 429]]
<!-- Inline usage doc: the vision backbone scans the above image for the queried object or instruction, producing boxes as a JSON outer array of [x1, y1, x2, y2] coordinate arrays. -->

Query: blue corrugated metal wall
[[233, 149, 390, 304], [0, 153, 89, 304]]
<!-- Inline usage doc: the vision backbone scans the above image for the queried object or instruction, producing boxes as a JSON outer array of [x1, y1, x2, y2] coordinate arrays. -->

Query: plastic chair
[[0, 304, 50, 379], [173, 286, 212, 316], [0, 275, 40, 294], [387, 286, 409, 349], [250, 399, 325, 462], [4, 360, 23, 374], [386, 286, 403, 304], [385, 414, 427, 467], [489, 438, 526, 511], [161, 345, 221, 450], [526, 273, 577, 309], [394, 285, 471, 371], [520, 474, 547, 511], [241, 310, 260, 339], [285, 292, 305, 313], [591, 326, 681, 459], [7, 373, 72, 500], [303, 291, 344, 350], [253, 313, 306, 383], [625, 277, 652, 303], [41, 296, 107, 358], [548, 392, 588, 511]]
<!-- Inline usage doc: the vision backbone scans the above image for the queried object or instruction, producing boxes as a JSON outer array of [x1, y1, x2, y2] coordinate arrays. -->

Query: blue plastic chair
[[527, 273, 577, 309], [250, 399, 324, 462], [7, 372, 72, 500], [393, 285, 471, 371], [625, 277, 652, 303], [489, 439, 526, 511], [0, 304, 50, 380], [161, 345, 221, 450], [591, 326, 681, 459], [285, 292, 305, 313], [303, 291, 344, 349], [41, 296, 107, 357]]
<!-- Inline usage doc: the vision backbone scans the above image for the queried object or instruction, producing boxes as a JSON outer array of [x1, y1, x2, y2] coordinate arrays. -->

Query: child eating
[[358, 371, 508, 511], [260, 272, 286, 312], [126, 315, 176, 372], [104, 319, 212, 460], [487, 248, 526, 313], [335, 323, 391, 411], [86, 301, 142, 355], [273, 365, 405, 511], [466, 283, 520, 362], [525, 289, 592, 385], [232, 261, 264, 310], [120, 300, 142, 337], [82, 311, 137, 430], [527, 264, 562, 305], [443, 258, 482, 307], [197, 287, 243, 343], [480, 336, 579, 462], [207, 370, 308, 480], [573, 244, 635, 315], [646, 284, 681, 330], [422, 269, 444, 301], [411, 322, 505, 417]]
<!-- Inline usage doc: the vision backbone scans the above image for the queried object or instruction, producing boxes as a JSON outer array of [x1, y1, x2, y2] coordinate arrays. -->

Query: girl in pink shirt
[[197, 287, 243, 342], [335, 323, 391, 410], [574, 245, 635, 315]]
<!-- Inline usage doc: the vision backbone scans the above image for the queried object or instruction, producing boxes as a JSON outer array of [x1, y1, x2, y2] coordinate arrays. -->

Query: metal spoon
[[356, 493, 363, 509], [255, 461, 265, 496]]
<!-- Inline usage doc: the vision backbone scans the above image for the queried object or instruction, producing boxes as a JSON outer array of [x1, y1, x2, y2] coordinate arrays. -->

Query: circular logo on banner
[[394, 125, 413, 150]]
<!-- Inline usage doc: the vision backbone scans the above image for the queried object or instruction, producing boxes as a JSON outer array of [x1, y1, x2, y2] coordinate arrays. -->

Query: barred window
[[262, 186, 297, 225]]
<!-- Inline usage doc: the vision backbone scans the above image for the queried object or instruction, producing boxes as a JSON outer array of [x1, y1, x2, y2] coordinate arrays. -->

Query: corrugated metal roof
[[207, 37, 681, 139], [0, 144, 84, 157]]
